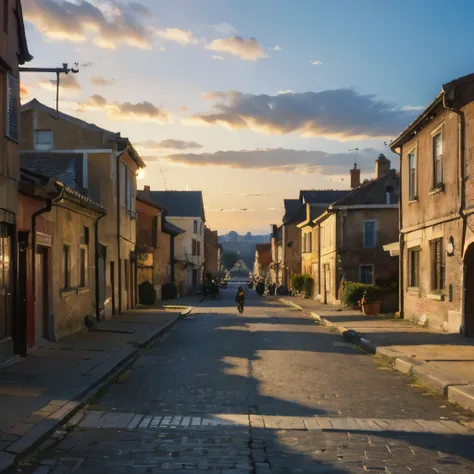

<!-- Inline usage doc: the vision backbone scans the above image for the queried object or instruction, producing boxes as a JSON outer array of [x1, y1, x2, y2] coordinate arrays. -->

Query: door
[[98, 245, 106, 320], [110, 261, 116, 315], [323, 264, 330, 304], [35, 247, 48, 343], [464, 245, 474, 336], [124, 259, 130, 309], [0, 223, 13, 342], [192, 269, 198, 291]]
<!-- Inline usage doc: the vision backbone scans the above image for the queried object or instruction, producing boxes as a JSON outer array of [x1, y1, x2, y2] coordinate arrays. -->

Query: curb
[[0, 306, 192, 472], [278, 298, 474, 412]]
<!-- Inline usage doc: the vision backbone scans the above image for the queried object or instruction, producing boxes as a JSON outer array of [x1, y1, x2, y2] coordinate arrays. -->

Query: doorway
[[192, 269, 198, 291], [323, 264, 330, 304], [110, 261, 116, 315], [124, 259, 130, 309], [35, 246, 49, 343], [464, 244, 474, 336], [98, 245, 106, 320]]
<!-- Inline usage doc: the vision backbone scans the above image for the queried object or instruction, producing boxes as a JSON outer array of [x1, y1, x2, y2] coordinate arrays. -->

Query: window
[[408, 151, 417, 200], [433, 132, 443, 188], [6, 74, 19, 142], [34, 130, 53, 151], [192, 239, 197, 256], [197, 241, 201, 257], [303, 233, 312, 253], [80, 248, 86, 287], [200, 222, 203, 235], [193, 220, 198, 234], [408, 249, 419, 288], [63, 245, 70, 290], [360, 265, 374, 284], [3, 0, 8, 33], [126, 169, 132, 212], [431, 238, 444, 291], [363, 221, 376, 248]]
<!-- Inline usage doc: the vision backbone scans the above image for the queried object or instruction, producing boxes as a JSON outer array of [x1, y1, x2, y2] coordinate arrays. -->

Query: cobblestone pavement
[[9, 284, 474, 473]]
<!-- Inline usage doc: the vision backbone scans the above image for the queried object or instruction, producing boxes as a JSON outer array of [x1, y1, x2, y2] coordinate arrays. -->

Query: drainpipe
[[116, 152, 122, 314], [443, 93, 466, 332], [94, 213, 106, 321], [398, 144, 404, 319], [31, 182, 64, 341]]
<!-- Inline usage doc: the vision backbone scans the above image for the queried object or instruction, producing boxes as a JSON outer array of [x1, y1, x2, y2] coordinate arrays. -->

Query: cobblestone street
[[11, 284, 474, 473]]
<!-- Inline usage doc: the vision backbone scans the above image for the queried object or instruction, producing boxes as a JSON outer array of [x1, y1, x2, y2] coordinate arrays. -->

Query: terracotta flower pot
[[362, 301, 382, 316]]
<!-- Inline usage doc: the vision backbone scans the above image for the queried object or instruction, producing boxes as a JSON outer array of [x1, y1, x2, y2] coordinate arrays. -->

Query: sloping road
[[13, 283, 474, 473]]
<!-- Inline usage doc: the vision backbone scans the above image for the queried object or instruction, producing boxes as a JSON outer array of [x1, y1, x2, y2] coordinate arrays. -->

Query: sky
[[20, 0, 474, 234]]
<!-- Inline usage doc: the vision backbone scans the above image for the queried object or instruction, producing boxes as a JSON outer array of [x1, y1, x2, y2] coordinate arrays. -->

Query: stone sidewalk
[[0, 303, 194, 472], [280, 297, 474, 414]]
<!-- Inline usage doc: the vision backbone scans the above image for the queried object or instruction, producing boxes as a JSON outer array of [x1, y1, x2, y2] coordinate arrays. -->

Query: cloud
[[20, 85, 29, 100], [401, 105, 425, 111], [278, 90, 295, 95], [269, 45, 282, 52], [210, 23, 238, 35], [136, 139, 202, 150], [156, 27, 193, 45], [40, 73, 82, 94], [23, 0, 153, 49], [90, 76, 116, 86], [162, 147, 398, 176], [206, 36, 266, 61], [179, 105, 189, 112], [212, 55, 225, 61], [310, 60, 323, 65], [74, 95, 169, 122], [188, 89, 419, 140]]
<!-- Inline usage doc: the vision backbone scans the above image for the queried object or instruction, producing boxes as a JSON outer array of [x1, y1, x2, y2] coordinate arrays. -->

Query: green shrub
[[138, 281, 157, 305], [341, 281, 389, 307], [291, 274, 306, 293], [304, 276, 315, 298]]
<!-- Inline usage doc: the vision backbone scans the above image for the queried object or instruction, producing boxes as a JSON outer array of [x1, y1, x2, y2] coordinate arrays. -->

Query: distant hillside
[[219, 232, 271, 271]]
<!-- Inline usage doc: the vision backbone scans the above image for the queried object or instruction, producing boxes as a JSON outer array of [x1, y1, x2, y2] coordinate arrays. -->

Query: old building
[[204, 226, 219, 276], [310, 157, 399, 304], [20, 99, 145, 319], [390, 73, 474, 333], [136, 195, 184, 302], [254, 243, 272, 279], [270, 225, 283, 284], [298, 190, 351, 283], [0, 0, 32, 361], [139, 188, 206, 295], [18, 167, 105, 345]]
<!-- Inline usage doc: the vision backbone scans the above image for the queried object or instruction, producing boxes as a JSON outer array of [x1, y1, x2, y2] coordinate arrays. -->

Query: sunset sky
[[21, 0, 474, 234]]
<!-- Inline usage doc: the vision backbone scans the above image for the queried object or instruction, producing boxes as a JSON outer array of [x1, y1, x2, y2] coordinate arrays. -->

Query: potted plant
[[360, 290, 382, 316]]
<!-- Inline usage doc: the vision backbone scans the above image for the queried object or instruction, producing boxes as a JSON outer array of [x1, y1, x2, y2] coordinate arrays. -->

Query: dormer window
[[34, 130, 53, 151]]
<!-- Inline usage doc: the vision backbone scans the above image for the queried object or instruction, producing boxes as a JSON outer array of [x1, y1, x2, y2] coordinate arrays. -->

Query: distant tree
[[221, 251, 239, 270]]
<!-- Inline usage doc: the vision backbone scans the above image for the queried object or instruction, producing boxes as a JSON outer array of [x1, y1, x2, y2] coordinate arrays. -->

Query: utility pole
[[19, 63, 79, 113]]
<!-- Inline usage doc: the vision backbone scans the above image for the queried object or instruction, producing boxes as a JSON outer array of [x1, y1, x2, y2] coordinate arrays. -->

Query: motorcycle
[[237, 301, 244, 314]]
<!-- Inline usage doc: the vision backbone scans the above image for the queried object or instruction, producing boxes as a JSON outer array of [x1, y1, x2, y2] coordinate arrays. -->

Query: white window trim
[[363, 220, 377, 248], [359, 264, 375, 285], [431, 125, 444, 189], [407, 144, 418, 201]]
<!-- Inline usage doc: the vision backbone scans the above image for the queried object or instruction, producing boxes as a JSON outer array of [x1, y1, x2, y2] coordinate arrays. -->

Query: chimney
[[350, 163, 360, 188], [376, 153, 391, 179], [144, 185, 150, 193]]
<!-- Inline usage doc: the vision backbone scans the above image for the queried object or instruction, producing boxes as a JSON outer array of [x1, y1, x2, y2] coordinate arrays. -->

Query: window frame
[[363, 221, 377, 249], [192, 239, 197, 256], [430, 238, 444, 292], [193, 220, 198, 234], [408, 147, 418, 201], [359, 264, 375, 285], [79, 246, 87, 288], [62, 244, 71, 290], [34, 129, 53, 151], [3, 0, 8, 33], [408, 247, 420, 288], [432, 129, 443, 189]]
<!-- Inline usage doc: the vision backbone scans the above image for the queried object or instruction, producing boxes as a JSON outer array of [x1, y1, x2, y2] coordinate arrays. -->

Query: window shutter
[[6, 74, 19, 143]]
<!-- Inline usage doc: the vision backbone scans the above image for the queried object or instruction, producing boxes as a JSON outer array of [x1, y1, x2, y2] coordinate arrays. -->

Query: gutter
[[31, 182, 65, 341]]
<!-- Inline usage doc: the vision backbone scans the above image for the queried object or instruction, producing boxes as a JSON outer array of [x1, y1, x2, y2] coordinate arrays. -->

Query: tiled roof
[[331, 172, 400, 206], [21, 152, 84, 191], [138, 190, 205, 220], [300, 190, 351, 204]]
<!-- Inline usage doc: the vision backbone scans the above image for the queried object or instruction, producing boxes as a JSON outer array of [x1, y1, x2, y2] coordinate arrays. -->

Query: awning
[[383, 242, 400, 257]]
